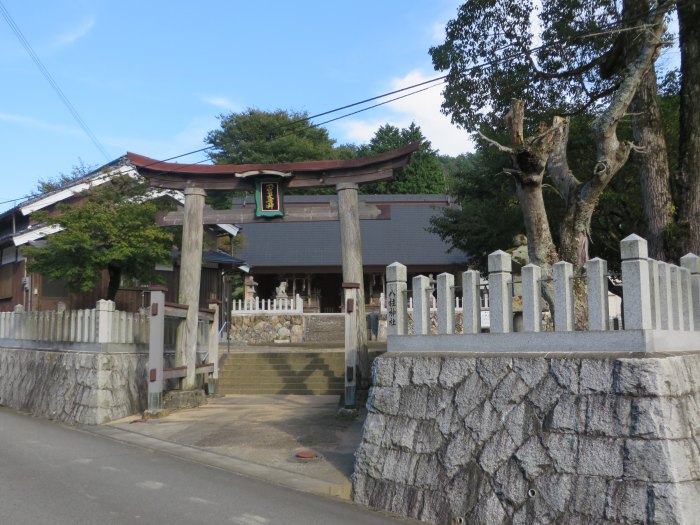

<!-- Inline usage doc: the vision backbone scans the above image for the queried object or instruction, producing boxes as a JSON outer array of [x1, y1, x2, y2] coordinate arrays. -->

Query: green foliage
[[429, 0, 628, 132], [205, 108, 340, 165], [359, 123, 446, 194], [428, 1, 685, 265], [24, 176, 174, 300], [430, 145, 526, 271], [36, 158, 96, 194]]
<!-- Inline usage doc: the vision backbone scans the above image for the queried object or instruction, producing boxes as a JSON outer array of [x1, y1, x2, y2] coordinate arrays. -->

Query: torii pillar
[[129, 144, 418, 396], [337, 182, 368, 388], [177, 186, 206, 389]]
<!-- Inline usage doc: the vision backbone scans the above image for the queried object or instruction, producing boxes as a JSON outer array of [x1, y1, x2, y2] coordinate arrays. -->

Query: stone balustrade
[[384, 234, 699, 354], [231, 294, 304, 314], [0, 299, 149, 345]]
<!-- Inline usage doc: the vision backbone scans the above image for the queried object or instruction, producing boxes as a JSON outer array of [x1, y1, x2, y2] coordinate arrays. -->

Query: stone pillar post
[[670, 265, 685, 330], [148, 286, 167, 412], [96, 299, 115, 343], [620, 234, 652, 330], [177, 186, 206, 390], [522, 264, 542, 332], [680, 253, 700, 329], [553, 261, 574, 332], [657, 261, 672, 329], [337, 183, 368, 387], [386, 263, 407, 336], [648, 259, 661, 329], [679, 267, 694, 331], [413, 275, 431, 335], [437, 273, 455, 334], [488, 250, 512, 333], [586, 258, 609, 331], [462, 270, 481, 334]]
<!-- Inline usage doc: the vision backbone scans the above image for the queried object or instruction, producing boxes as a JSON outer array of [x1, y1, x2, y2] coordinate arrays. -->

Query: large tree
[[205, 108, 341, 165], [359, 123, 446, 194], [24, 177, 174, 301], [430, 0, 673, 304], [674, 0, 700, 256]]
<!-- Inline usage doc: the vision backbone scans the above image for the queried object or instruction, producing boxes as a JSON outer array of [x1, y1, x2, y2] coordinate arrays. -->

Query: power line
[[0, 1, 111, 162], [160, 5, 676, 166], [2, 1, 680, 203]]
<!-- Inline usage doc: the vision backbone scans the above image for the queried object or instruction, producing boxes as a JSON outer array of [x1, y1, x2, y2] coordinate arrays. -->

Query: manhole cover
[[295, 450, 319, 460]]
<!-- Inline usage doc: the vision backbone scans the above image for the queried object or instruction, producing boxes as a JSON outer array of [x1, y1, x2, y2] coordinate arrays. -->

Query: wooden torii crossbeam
[[129, 144, 418, 406]]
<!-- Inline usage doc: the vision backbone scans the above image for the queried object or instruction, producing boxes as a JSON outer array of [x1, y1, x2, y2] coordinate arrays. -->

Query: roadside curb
[[81, 424, 352, 500]]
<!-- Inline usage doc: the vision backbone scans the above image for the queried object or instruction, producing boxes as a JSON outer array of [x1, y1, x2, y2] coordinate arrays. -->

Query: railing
[[231, 294, 304, 314], [386, 235, 699, 354], [379, 288, 491, 329], [0, 299, 149, 344]]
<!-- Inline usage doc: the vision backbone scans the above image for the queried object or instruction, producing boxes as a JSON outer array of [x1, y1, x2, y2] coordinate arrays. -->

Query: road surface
[[0, 407, 413, 525]]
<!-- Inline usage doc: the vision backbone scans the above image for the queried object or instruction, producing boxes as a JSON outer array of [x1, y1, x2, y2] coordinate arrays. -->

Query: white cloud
[[337, 70, 474, 156], [0, 112, 82, 136], [201, 96, 239, 112], [53, 16, 96, 47], [102, 115, 219, 162]]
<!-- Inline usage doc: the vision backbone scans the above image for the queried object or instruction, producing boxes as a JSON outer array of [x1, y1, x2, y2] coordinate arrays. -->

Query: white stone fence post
[[231, 294, 303, 314], [0, 300, 149, 344], [383, 234, 698, 341]]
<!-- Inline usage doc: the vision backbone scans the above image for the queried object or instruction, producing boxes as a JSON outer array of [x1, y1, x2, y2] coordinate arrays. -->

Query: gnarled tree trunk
[[630, 67, 673, 261], [675, 0, 700, 256]]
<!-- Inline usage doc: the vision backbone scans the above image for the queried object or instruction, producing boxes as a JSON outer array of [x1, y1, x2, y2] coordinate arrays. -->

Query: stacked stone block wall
[[0, 346, 147, 425], [228, 314, 304, 345], [353, 353, 700, 524]]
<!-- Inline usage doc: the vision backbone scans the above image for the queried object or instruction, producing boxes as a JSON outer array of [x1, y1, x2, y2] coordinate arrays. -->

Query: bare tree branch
[[477, 131, 515, 154]]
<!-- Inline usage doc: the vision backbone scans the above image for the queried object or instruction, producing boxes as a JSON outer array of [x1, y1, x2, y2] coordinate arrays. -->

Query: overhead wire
[[2, 0, 683, 203], [157, 7, 678, 167], [0, 2, 112, 162]]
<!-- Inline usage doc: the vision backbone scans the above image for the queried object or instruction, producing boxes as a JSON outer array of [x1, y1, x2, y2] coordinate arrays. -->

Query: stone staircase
[[303, 314, 345, 343], [218, 350, 345, 395]]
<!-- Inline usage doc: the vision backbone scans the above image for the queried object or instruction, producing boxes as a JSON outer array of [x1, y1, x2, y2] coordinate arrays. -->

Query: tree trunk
[[107, 264, 121, 301], [504, 100, 559, 307], [630, 68, 673, 260], [675, 0, 700, 256]]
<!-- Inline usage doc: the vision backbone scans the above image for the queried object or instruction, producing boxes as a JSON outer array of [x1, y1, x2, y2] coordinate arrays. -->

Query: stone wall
[[228, 314, 304, 344], [353, 352, 700, 524], [0, 346, 147, 425]]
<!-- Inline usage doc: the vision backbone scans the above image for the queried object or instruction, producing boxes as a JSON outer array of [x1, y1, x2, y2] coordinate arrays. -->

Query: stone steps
[[218, 351, 345, 395]]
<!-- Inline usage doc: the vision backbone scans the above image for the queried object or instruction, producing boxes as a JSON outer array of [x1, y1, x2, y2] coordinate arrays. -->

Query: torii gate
[[129, 144, 417, 405]]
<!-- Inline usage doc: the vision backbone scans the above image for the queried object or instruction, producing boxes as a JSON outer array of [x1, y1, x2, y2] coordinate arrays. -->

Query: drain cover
[[295, 450, 319, 460]]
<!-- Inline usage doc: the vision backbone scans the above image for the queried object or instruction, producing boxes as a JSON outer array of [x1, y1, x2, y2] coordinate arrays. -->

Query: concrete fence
[[385, 234, 699, 353], [0, 299, 149, 345], [231, 294, 304, 314]]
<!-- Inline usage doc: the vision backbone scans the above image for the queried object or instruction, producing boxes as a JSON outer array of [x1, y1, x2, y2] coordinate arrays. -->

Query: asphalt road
[[0, 407, 412, 525]]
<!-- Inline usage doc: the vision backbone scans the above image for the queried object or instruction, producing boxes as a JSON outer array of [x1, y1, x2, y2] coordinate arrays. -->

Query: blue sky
[[0, 0, 470, 212]]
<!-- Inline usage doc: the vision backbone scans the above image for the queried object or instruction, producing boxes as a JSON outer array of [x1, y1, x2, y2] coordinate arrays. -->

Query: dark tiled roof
[[234, 195, 465, 269], [171, 249, 244, 266]]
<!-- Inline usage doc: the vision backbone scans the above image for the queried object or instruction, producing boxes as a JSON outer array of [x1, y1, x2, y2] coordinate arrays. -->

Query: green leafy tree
[[205, 108, 339, 165], [359, 123, 446, 194], [204, 108, 348, 204], [430, 0, 671, 311], [24, 177, 174, 301], [430, 149, 524, 271], [36, 158, 96, 194]]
